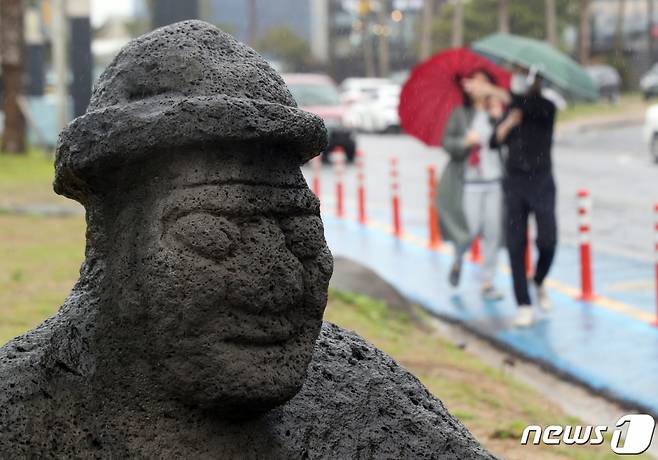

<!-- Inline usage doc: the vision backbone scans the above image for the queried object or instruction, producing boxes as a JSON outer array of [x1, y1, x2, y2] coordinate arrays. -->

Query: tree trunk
[[451, 0, 464, 47], [498, 0, 509, 34], [578, 0, 591, 65], [545, 0, 557, 46], [377, 0, 390, 77], [419, 0, 434, 60], [614, 0, 626, 56], [1, 0, 27, 154], [647, 0, 654, 62]]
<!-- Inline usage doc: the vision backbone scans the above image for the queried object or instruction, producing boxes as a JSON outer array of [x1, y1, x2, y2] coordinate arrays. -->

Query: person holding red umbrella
[[437, 70, 510, 301], [399, 49, 511, 301]]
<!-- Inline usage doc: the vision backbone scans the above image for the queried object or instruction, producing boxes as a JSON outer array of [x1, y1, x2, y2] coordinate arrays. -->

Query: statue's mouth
[[205, 311, 308, 348], [223, 332, 293, 347]]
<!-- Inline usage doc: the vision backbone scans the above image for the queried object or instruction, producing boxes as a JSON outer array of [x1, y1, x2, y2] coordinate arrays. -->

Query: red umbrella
[[399, 48, 511, 147]]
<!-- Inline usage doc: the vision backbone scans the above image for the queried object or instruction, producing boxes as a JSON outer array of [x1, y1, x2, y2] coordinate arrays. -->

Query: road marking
[[608, 279, 655, 292]]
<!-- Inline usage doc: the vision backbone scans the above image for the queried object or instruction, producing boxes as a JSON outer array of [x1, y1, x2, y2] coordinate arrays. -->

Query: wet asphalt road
[[304, 124, 657, 262]]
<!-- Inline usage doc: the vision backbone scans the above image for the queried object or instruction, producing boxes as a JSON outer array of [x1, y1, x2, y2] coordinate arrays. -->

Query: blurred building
[[590, 0, 658, 84], [325, 0, 423, 81], [208, 0, 311, 42], [204, 0, 421, 82], [591, 0, 656, 54]]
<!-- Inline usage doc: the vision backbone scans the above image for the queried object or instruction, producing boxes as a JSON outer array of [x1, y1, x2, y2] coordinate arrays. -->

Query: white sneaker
[[535, 282, 552, 311], [513, 306, 534, 327]]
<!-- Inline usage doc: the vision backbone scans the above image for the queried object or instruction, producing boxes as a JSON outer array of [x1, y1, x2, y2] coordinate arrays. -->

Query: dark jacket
[[492, 93, 556, 175]]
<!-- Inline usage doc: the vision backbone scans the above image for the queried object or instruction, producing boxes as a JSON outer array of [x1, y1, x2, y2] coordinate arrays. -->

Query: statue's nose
[[224, 221, 304, 313]]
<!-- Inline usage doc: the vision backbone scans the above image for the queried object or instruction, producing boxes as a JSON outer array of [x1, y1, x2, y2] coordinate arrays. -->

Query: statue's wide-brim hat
[[54, 20, 327, 201]]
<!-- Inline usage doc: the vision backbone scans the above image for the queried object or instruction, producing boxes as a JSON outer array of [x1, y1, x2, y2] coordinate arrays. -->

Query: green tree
[[254, 26, 312, 72], [431, 0, 579, 52]]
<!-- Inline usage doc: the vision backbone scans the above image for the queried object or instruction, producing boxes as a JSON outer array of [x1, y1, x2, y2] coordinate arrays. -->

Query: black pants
[[504, 172, 557, 306]]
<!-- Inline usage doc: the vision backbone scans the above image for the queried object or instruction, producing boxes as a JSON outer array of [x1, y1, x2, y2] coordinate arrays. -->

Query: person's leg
[[532, 175, 558, 286], [505, 180, 531, 306], [529, 174, 557, 310], [481, 184, 503, 287], [450, 187, 480, 286]]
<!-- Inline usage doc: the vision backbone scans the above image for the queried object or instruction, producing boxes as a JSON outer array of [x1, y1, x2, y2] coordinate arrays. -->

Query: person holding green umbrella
[[492, 65, 557, 327], [471, 34, 597, 327]]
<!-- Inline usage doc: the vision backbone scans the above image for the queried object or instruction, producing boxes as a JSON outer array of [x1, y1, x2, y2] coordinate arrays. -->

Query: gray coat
[[436, 106, 475, 249]]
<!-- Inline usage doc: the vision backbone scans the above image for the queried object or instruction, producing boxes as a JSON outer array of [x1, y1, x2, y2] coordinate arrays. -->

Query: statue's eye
[[169, 212, 238, 260], [280, 215, 325, 259]]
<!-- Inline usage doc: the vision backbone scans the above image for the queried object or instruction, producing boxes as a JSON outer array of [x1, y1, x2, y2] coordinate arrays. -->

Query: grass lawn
[[0, 209, 642, 459], [0, 149, 73, 208], [0, 214, 85, 341], [557, 92, 646, 125]]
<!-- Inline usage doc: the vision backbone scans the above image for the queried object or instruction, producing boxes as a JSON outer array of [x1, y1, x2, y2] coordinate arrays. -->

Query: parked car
[[586, 65, 621, 103], [283, 73, 357, 163], [352, 84, 401, 133], [339, 77, 390, 105], [640, 64, 658, 99], [642, 104, 658, 163]]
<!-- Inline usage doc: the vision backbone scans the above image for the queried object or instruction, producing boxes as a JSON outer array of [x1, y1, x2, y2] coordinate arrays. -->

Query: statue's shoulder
[[0, 322, 90, 457], [304, 321, 447, 414], [0, 330, 52, 456], [274, 321, 495, 459]]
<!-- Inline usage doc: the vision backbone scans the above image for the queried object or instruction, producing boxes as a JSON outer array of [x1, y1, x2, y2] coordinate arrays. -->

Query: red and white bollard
[[427, 165, 442, 249], [334, 147, 345, 218], [356, 150, 367, 224], [470, 237, 482, 263], [312, 155, 321, 198], [390, 157, 402, 238], [577, 189, 595, 301], [654, 203, 658, 325]]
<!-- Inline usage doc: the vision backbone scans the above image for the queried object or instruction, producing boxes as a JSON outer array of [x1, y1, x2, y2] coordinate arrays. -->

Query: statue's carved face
[[109, 149, 332, 416]]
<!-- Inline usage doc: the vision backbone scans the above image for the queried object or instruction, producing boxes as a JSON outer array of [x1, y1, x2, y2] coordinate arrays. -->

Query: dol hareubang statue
[[0, 21, 494, 459]]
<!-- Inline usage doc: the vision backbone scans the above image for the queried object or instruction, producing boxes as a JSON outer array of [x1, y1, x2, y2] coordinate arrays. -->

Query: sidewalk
[[322, 213, 658, 415]]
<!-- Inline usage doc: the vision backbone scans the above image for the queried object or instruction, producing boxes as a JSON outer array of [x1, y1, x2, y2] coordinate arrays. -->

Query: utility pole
[[52, 0, 68, 133], [578, 0, 591, 65], [1, 0, 27, 153], [247, 0, 257, 45], [419, 0, 434, 60], [24, 5, 45, 97], [68, 0, 92, 118], [451, 0, 464, 47], [377, 0, 390, 77], [498, 0, 509, 34], [545, 0, 557, 46]]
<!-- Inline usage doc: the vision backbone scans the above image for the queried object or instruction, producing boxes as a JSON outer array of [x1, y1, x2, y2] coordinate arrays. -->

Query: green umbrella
[[472, 33, 598, 101]]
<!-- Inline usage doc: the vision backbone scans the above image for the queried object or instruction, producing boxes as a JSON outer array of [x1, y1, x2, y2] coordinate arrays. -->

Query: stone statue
[[0, 21, 495, 459]]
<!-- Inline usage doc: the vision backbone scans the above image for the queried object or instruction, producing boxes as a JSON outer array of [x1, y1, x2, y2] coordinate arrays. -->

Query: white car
[[339, 77, 390, 105], [358, 84, 401, 133], [643, 104, 658, 163], [344, 82, 401, 133]]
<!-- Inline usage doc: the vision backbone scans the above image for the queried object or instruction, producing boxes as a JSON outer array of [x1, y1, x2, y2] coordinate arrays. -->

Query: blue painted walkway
[[323, 214, 658, 415]]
